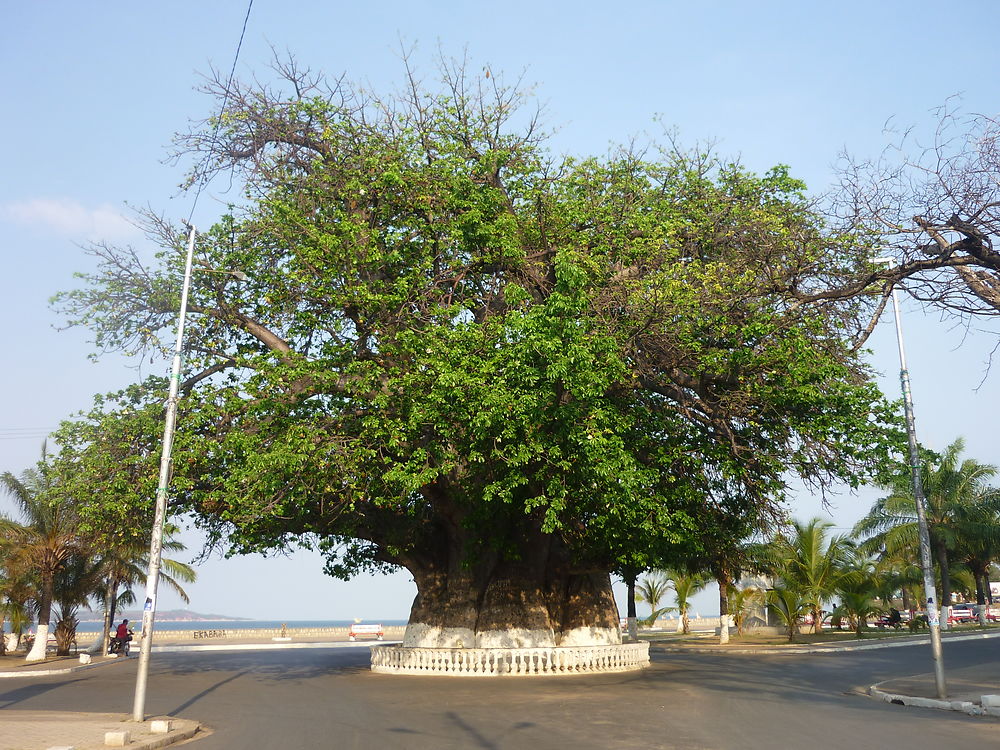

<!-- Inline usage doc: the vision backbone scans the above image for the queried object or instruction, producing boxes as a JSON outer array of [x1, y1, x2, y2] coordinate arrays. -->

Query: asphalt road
[[2, 640, 999, 750]]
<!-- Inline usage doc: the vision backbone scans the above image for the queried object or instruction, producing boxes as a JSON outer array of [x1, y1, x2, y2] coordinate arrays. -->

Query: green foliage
[[1, 458, 86, 630], [854, 438, 1000, 607], [832, 551, 885, 634], [770, 519, 852, 631], [1, 440, 195, 654], [52, 62, 901, 591], [47, 387, 165, 552], [635, 572, 673, 625], [666, 569, 711, 633], [729, 585, 765, 635], [766, 585, 811, 642]]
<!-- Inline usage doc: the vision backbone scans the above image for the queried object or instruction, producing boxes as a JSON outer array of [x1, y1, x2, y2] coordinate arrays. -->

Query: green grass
[[643, 622, 1000, 647]]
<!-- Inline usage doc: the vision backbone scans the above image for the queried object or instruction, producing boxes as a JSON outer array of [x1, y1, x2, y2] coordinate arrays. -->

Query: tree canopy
[[51, 57, 999, 646]]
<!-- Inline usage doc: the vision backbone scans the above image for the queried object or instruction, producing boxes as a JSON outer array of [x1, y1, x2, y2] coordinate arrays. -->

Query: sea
[[75, 619, 408, 633]]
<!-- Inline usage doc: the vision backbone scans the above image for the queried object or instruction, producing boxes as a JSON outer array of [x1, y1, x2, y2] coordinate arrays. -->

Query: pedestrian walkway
[[872, 662, 1000, 717], [0, 654, 129, 679], [0, 711, 200, 750]]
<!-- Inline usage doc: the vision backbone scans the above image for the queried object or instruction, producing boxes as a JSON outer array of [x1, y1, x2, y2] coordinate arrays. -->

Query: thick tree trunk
[[400, 531, 620, 648], [55, 615, 77, 656], [934, 538, 952, 630], [25, 574, 54, 662], [101, 579, 118, 656], [625, 572, 638, 643], [717, 576, 730, 645], [935, 538, 952, 607]]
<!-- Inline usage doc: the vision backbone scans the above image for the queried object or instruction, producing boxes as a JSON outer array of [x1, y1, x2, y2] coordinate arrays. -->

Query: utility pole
[[876, 259, 947, 699], [133, 225, 197, 721]]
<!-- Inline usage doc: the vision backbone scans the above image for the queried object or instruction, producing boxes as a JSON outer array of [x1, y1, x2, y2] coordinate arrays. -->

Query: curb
[[0, 641, 397, 678], [153, 640, 398, 653], [867, 683, 1000, 718], [0, 656, 130, 679], [116, 722, 202, 750], [652, 629, 1000, 655]]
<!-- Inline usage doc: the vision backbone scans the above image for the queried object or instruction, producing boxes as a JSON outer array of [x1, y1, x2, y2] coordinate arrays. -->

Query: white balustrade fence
[[370, 642, 650, 676]]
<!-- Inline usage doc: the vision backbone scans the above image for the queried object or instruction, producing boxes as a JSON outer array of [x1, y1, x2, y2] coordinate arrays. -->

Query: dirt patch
[[0, 652, 79, 670]]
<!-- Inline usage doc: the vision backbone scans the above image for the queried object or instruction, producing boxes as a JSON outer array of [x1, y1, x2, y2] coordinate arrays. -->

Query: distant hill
[[77, 609, 253, 622]]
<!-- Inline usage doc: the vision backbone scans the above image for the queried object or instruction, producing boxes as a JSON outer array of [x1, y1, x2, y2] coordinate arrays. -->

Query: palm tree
[[0, 551, 30, 655], [729, 586, 765, 635], [0, 555, 34, 654], [868, 546, 924, 614], [766, 585, 811, 642], [951, 497, 1000, 623], [51, 553, 102, 655], [91, 525, 195, 653], [635, 572, 672, 626], [1, 463, 85, 661], [772, 519, 851, 632], [666, 570, 711, 634], [855, 438, 1000, 612], [834, 551, 884, 635]]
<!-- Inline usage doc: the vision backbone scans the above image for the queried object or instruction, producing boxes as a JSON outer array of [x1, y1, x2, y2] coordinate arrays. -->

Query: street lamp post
[[132, 224, 197, 721], [875, 258, 947, 699]]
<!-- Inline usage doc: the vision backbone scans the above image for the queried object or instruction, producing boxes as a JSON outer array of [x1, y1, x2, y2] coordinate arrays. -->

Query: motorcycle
[[109, 629, 134, 656]]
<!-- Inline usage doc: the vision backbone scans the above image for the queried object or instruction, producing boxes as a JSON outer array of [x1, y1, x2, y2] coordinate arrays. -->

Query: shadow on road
[[169, 668, 251, 715], [0, 678, 87, 709], [159, 649, 369, 683]]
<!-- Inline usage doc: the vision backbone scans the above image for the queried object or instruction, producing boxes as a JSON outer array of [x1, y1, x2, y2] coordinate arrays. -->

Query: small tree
[[635, 572, 672, 626], [772, 519, 851, 633], [766, 586, 811, 643], [1, 458, 85, 661], [667, 570, 711, 634], [51, 553, 101, 655], [47, 405, 195, 654], [0, 568, 33, 654], [834, 562, 884, 636], [730, 586, 765, 635], [90, 526, 195, 655]]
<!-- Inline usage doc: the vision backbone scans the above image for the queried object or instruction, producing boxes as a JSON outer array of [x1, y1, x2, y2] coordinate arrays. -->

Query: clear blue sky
[[2, 1, 998, 620]]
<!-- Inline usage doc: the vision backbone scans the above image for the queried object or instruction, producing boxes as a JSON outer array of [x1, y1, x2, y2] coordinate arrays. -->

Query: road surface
[[2, 639, 998, 749]]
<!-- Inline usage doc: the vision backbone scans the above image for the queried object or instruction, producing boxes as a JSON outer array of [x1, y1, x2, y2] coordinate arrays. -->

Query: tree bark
[[935, 538, 952, 610], [717, 575, 730, 645], [25, 572, 54, 662], [102, 579, 118, 656], [400, 532, 620, 648], [625, 571, 638, 643]]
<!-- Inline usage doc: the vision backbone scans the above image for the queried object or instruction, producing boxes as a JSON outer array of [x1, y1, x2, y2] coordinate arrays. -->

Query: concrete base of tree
[[24, 624, 48, 662], [370, 642, 650, 676]]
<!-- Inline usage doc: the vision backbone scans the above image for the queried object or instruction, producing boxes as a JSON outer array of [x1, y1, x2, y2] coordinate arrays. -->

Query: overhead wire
[[185, 0, 255, 226], [0, 428, 55, 441]]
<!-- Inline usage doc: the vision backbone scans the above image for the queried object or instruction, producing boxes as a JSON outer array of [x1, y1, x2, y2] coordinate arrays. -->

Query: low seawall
[[110, 618, 727, 644], [644, 617, 721, 632], [138, 625, 408, 644]]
